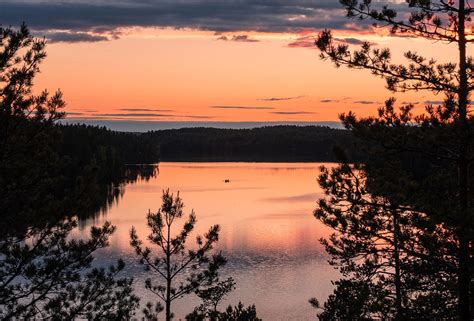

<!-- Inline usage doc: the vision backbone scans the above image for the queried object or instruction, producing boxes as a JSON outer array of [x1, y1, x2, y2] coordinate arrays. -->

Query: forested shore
[[59, 124, 363, 163]]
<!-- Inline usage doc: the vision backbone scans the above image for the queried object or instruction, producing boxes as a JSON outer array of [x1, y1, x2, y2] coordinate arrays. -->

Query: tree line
[[59, 124, 159, 183], [145, 126, 365, 162]]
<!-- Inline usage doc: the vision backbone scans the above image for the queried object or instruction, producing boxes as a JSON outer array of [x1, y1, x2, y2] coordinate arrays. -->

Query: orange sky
[[33, 28, 460, 122]]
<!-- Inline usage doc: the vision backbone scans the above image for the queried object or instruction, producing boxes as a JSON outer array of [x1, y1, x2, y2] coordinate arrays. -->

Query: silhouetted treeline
[[59, 124, 159, 184], [51, 124, 160, 219], [146, 125, 364, 162]]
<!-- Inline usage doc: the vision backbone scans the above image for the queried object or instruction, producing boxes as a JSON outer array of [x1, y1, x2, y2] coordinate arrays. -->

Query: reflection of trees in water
[[123, 164, 159, 184], [0, 160, 158, 318], [78, 164, 159, 222]]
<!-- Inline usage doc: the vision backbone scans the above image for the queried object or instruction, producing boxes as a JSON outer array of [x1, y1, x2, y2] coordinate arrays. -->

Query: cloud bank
[[210, 106, 275, 110], [0, 0, 404, 42]]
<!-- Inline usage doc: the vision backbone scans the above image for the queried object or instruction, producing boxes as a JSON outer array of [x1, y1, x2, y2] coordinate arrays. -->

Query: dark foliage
[[314, 279, 382, 321], [218, 303, 262, 321], [146, 126, 364, 162], [59, 123, 159, 183], [130, 190, 227, 321], [185, 277, 236, 320], [0, 221, 140, 320], [314, 0, 474, 320], [186, 302, 262, 321], [56, 124, 159, 218], [0, 25, 154, 320], [315, 162, 457, 320]]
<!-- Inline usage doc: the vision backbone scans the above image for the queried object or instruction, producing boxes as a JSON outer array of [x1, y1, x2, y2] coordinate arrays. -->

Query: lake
[[76, 162, 340, 320]]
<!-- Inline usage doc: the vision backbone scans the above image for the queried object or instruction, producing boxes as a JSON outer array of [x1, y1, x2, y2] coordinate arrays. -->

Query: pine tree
[[130, 190, 226, 321], [314, 163, 457, 319], [0, 25, 139, 319], [315, 1, 474, 319]]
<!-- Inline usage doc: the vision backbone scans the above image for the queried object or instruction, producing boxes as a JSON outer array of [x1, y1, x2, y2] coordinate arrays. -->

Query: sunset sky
[[0, 0, 461, 125]]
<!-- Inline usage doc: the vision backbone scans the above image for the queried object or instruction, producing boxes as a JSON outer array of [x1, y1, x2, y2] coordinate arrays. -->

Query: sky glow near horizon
[[1, 0, 469, 123]]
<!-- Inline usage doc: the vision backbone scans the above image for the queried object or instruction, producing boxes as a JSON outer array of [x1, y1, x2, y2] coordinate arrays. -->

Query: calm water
[[76, 162, 339, 320]]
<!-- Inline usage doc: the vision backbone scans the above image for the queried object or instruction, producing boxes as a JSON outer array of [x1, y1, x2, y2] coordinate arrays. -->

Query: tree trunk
[[166, 278, 171, 321], [457, 1, 471, 320], [166, 222, 172, 321], [393, 209, 403, 320]]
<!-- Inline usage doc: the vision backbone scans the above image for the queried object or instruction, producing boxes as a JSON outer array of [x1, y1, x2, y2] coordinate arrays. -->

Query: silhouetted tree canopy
[[130, 190, 227, 321], [186, 302, 262, 321], [315, 0, 474, 320]]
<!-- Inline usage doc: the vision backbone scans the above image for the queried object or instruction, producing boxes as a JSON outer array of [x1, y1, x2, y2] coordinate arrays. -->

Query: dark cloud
[[182, 115, 214, 119], [41, 31, 109, 43], [320, 99, 377, 104], [261, 193, 317, 203], [424, 100, 445, 105], [93, 113, 212, 119], [95, 113, 172, 117], [210, 106, 275, 110], [271, 111, 315, 115], [434, 100, 465, 106], [288, 34, 376, 49], [217, 34, 259, 42], [288, 34, 317, 48], [0, 0, 406, 42], [118, 108, 174, 112], [354, 100, 379, 105], [334, 37, 376, 45], [320, 98, 381, 105], [259, 95, 304, 101], [65, 112, 86, 116]]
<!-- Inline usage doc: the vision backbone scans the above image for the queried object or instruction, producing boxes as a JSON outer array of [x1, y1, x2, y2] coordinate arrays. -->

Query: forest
[[59, 124, 159, 182], [57, 124, 364, 163], [57, 123, 365, 164], [145, 126, 363, 162]]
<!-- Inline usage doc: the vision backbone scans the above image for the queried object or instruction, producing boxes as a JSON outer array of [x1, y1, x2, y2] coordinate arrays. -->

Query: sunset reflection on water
[[78, 162, 340, 320]]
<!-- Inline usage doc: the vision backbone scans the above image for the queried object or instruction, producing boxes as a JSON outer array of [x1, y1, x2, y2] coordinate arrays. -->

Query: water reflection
[[78, 162, 339, 320], [122, 164, 159, 184], [77, 164, 158, 225]]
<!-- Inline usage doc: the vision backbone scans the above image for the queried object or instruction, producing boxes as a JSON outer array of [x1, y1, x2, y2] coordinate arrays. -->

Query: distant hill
[[62, 120, 343, 132], [145, 125, 364, 162]]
